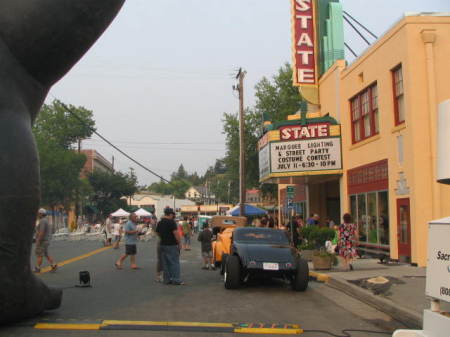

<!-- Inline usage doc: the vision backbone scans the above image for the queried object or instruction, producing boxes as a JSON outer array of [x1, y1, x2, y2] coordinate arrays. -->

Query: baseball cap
[[164, 208, 175, 216], [38, 208, 47, 215]]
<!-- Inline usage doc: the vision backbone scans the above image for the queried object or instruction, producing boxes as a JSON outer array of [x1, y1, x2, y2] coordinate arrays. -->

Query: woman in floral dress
[[338, 213, 358, 271]]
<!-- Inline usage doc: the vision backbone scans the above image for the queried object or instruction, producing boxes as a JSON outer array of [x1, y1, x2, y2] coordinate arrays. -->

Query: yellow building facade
[[269, 14, 450, 267]]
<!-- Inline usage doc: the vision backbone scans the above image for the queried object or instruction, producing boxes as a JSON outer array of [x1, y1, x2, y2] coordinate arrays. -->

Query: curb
[[309, 271, 331, 283], [326, 276, 422, 329]]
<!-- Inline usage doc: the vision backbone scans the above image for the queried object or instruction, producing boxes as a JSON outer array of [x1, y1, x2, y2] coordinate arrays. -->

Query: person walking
[[104, 215, 113, 246], [338, 213, 358, 271], [115, 213, 140, 270], [181, 217, 192, 251], [34, 208, 57, 273], [112, 218, 122, 249], [287, 215, 301, 249], [156, 208, 184, 285], [197, 221, 214, 270]]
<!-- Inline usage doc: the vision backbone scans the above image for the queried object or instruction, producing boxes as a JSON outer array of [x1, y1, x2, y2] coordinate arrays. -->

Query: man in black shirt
[[156, 208, 184, 285]]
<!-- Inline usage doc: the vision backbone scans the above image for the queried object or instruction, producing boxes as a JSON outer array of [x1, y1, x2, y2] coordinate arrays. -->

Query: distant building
[[185, 186, 216, 204], [126, 193, 195, 218], [80, 149, 114, 177], [246, 189, 261, 204]]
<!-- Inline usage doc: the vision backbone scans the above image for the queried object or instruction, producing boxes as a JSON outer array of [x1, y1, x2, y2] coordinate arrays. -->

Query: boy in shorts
[[197, 221, 214, 270]]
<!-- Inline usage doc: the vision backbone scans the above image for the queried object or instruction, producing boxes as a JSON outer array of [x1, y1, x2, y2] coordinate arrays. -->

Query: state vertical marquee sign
[[291, 0, 319, 104]]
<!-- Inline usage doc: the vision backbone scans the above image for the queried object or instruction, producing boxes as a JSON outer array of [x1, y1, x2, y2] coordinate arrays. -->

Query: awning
[[227, 204, 268, 216], [111, 208, 130, 217]]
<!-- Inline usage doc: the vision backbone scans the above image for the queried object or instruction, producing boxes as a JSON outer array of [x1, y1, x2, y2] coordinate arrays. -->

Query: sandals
[[114, 263, 122, 270]]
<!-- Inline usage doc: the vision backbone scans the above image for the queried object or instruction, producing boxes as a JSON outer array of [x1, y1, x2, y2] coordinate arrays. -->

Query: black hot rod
[[222, 227, 309, 291]]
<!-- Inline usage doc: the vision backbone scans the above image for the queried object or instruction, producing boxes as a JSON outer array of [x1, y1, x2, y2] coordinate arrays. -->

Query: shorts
[[183, 234, 191, 245], [125, 244, 137, 256], [113, 235, 121, 242], [35, 241, 49, 257], [201, 250, 212, 258]]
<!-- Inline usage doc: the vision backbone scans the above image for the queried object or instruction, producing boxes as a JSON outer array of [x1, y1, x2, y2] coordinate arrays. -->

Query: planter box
[[300, 249, 314, 262], [312, 255, 332, 270]]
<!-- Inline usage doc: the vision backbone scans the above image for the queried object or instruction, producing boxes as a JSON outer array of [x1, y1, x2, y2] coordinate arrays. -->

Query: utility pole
[[234, 68, 246, 217]]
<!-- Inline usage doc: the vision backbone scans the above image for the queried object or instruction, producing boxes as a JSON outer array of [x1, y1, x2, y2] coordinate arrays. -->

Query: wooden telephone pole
[[235, 68, 246, 217]]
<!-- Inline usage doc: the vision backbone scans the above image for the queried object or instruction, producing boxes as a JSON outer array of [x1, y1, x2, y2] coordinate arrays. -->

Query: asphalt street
[[1, 238, 405, 337]]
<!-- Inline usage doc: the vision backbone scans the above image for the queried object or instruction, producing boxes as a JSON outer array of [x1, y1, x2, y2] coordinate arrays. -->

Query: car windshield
[[234, 229, 290, 245]]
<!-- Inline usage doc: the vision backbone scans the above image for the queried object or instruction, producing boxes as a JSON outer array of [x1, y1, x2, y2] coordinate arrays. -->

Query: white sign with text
[[259, 145, 270, 180], [270, 137, 342, 173], [426, 221, 450, 302]]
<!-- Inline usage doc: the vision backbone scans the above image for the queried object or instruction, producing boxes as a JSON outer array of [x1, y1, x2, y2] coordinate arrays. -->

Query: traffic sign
[[287, 186, 295, 199], [287, 199, 294, 208]]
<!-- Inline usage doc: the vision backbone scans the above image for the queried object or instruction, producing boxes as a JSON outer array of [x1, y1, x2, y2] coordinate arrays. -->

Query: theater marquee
[[259, 121, 342, 182]]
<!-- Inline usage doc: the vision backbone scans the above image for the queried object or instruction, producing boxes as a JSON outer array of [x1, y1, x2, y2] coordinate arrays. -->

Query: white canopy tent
[[110, 208, 130, 217], [135, 208, 152, 217]]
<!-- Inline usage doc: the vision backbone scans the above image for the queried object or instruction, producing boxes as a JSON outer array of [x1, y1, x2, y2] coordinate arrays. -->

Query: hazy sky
[[48, 0, 449, 185]]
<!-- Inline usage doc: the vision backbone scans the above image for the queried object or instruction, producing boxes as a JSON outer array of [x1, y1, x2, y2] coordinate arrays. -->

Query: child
[[197, 221, 214, 270]]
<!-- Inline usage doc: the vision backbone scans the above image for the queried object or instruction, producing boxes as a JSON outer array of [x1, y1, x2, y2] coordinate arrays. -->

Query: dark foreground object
[[0, 0, 124, 324]]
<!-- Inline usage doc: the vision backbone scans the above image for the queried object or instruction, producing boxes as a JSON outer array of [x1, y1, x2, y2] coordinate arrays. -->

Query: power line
[[343, 15, 371, 46], [53, 98, 170, 183], [344, 42, 358, 58], [343, 11, 378, 39]]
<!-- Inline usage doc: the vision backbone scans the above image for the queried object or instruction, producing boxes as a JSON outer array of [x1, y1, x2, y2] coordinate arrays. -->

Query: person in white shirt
[[112, 219, 122, 249]]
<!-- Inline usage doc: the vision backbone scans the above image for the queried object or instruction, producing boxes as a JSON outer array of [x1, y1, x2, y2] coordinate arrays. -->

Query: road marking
[[34, 320, 303, 334], [39, 246, 112, 274]]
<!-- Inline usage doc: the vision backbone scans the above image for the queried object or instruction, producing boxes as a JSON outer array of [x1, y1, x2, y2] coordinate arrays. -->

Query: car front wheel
[[291, 258, 309, 291], [224, 255, 241, 289], [220, 254, 228, 275]]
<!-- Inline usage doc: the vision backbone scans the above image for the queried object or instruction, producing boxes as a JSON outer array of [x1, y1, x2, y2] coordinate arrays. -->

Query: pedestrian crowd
[[32, 207, 358, 281]]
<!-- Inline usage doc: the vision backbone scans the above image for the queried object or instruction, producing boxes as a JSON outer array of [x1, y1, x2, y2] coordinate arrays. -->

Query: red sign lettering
[[291, 0, 317, 86], [279, 123, 329, 140]]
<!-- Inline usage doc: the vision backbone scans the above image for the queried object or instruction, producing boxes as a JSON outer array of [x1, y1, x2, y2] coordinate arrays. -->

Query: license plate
[[263, 262, 279, 270]]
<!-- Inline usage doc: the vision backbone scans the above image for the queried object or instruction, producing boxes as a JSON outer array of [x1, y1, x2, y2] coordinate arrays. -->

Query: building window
[[350, 190, 389, 245], [392, 65, 405, 125], [350, 83, 379, 143]]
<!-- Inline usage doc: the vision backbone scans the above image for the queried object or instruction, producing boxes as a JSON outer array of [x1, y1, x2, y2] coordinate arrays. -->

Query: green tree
[[221, 108, 261, 202], [88, 169, 138, 217], [219, 63, 304, 202], [33, 99, 95, 149], [32, 100, 96, 211], [254, 63, 304, 123], [38, 140, 87, 209]]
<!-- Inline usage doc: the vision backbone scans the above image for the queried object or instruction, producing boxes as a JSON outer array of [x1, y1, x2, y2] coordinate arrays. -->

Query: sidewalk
[[310, 258, 427, 328]]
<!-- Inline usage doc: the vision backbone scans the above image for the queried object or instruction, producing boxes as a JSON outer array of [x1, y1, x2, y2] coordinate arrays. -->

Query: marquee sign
[[271, 138, 341, 173], [259, 120, 342, 182], [291, 0, 318, 87]]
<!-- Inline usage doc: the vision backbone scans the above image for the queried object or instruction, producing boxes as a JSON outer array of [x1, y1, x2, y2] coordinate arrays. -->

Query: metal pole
[[237, 68, 246, 217]]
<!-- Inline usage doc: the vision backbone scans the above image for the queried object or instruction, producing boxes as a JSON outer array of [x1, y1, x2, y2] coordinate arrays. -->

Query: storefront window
[[350, 190, 389, 246], [357, 194, 367, 242], [350, 195, 357, 223], [367, 192, 378, 243], [378, 191, 389, 244]]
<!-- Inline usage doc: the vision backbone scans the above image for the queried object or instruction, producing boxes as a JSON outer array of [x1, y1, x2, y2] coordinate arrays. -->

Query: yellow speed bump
[[309, 271, 330, 283], [34, 323, 102, 330], [102, 320, 233, 328], [235, 327, 303, 334]]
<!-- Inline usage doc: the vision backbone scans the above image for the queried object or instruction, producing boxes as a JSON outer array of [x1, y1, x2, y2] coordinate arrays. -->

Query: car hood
[[234, 243, 296, 264]]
